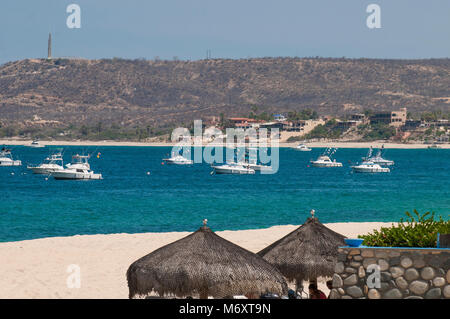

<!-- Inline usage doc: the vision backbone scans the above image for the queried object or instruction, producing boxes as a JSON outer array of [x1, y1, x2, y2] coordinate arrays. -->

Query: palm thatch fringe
[[127, 226, 288, 298]]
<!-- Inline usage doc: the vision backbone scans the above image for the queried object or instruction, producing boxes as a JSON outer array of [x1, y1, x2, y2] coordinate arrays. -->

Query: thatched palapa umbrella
[[127, 220, 288, 299], [258, 210, 346, 285]]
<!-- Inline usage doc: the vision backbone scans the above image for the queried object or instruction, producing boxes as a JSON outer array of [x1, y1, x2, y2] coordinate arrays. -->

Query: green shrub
[[286, 135, 304, 142], [304, 121, 345, 139], [362, 123, 396, 141], [358, 210, 450, 247]]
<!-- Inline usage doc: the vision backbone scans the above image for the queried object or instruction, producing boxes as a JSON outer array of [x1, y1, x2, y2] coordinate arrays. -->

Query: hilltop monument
[[47, 33, 52, 59]]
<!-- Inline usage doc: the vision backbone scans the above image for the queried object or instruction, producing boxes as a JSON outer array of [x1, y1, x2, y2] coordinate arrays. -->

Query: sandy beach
[[1, 139, 449, 149], [0, 222, 394, 299]]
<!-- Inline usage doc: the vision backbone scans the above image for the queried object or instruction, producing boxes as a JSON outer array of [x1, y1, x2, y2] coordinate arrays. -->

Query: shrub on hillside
[[362, 123, 396, 141]]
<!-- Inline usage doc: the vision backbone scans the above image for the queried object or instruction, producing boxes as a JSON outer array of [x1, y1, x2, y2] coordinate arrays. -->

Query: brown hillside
[[0, 57, 449, 129]]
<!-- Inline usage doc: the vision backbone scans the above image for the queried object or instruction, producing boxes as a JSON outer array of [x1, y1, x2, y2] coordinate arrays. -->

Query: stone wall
[[329, 247, 450, 299]]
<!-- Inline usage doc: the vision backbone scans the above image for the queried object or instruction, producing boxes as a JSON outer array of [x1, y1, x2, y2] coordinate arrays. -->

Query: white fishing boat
[[428, 143, 441, 149], [351, 161, 390, 173], [212, 163, 255, 174], [310, 148, 342, 167], [27, 152, 64, 174], [29, 139, 45, 148], [0, 148, 21, 166], [64, 154, 91, 170], [295, 144, 312, 151], [163, 154, 193, 165], [52, 168, 103, 180], [163, 147, 194, 165], [236, 147, 272, 172], [237, 161, 272, 172], [51, 155, 102, 180], [362, 146, 394, 166]]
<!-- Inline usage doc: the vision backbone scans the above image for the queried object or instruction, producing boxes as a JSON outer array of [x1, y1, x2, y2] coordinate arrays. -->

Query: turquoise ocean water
[[0, 146, 449, 242]]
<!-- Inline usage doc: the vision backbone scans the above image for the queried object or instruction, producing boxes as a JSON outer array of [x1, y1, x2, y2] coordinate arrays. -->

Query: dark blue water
[[0, 146, 449, 242]]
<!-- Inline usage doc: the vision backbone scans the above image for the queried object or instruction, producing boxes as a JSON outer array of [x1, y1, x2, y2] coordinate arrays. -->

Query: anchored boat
[[351, 161, 390, 173], [212, 163, 256, 174], [310, 148, 342, 167], [163, 154, 193, 165], [27, 151, 64, 174], [362, 146, 394, 166], [29, 139, 45, 148], [295, 144, 312, 151], [0, 148, 21, 166], [51, 155, 102, 180], [163, 147, 193, 165]]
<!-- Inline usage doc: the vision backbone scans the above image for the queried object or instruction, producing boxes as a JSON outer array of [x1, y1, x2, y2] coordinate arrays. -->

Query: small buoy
[[45, 177, 48, 181], [11, 172, 14, 175], [146, 171, 150, 175]]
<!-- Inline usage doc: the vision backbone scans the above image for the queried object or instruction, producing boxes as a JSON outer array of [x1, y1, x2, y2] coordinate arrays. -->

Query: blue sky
[[0, 0, 449, 64]]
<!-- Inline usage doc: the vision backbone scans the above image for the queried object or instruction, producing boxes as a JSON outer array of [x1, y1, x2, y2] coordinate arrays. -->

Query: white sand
[[1, 139, 449, 149], [0, 222, 394, 299]]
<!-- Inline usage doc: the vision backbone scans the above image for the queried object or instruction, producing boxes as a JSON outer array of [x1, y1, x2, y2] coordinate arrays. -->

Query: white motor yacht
[[51, 155, 102, 180], [351, 161, 390, 173], [27, 152, 64, 174], [310, 148, 342, 167], [295, 144, 312, 151], [163, 154, 193, 165], [236, 161, 272, 172], [310, 155, 343, 167], [362, 147, 394, 166], [29, 139, 45, 148], [212, 163, 256, 174], [0, 148, 22, 166], [428, 143, 441, 149], [235, 147, 272, 172]]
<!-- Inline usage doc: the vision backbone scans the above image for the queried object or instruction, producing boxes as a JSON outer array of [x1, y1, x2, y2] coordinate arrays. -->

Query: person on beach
[[309, 283, 326, 299], [326, 280, 333, 299], [287, 289, 298, 299]]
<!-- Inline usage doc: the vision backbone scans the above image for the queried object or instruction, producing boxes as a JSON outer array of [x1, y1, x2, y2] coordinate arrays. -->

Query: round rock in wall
[[433, 277, 445, 287], [400, 257, 413, 268], [390, 267, 405, 279], [443, 285, 450, 298], [409, 280, 429, 295], [425, 288, 441, 299], [404, 268, 419, 281], [395, 277, 408, 290], [368, 289, 381, 299], [346, 286, 363, 298], [421, 267, 435, 280], [383, 289, 402, 299]]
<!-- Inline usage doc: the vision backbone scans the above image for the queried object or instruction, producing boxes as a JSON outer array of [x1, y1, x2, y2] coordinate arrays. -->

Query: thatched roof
[[127, 223, 288, 299], [257, 214, 346, 283]]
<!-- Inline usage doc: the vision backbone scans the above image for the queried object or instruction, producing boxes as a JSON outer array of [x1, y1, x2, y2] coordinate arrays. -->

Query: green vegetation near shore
[[304, 119, 345, 140], [286, 109, 319, 121], [1, 108, 449, 142], [0, 123, 173, 141], [357, 123, 397, 141], [359, 210, 450, 247]]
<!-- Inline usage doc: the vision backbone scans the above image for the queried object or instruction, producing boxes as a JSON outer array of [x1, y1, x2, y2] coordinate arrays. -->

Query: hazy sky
[[0, 0, 449, 64]]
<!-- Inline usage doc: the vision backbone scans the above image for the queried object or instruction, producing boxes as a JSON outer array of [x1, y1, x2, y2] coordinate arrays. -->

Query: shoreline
[[0, 221, 396, 245], [0, 222, 393, 298], [1, 139, 449, 149]]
